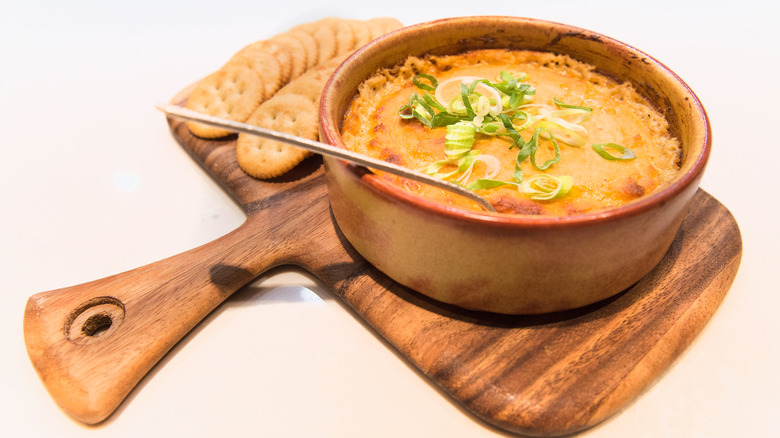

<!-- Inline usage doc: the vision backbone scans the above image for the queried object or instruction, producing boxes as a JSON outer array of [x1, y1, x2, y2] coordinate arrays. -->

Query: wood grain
[[23, 97, 741, 435]]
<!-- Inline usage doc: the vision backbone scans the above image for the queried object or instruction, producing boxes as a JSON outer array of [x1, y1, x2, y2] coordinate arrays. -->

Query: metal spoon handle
[[156, 104, 496, 213]]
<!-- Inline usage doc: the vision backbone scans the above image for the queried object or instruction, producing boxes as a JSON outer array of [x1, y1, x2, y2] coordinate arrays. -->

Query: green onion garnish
[[554, 98, 592, 112], [444, 122, 477, 159], [412, 73, 438, 92], [422, 93, 447, 112], [493, 71, 535, 109], [431, 112, 464, 128], [535, 120, 587, 147], [425, 150, 479, 180], [456, 154, 500, 185], [528, 128, 561, 170], [425, 150, 500, 185], [460, 83, 477, 120], [513, 144, 530, 184], [592, 143, 636, 160], [395, 72, 626, 202], [398, 93, 434, 128], [520, 174, 573, 200], [467, 178, 518, 191]]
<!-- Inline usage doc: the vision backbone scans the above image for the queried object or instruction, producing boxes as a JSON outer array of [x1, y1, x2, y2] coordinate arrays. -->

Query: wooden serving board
[[23, 95, 742, 436]]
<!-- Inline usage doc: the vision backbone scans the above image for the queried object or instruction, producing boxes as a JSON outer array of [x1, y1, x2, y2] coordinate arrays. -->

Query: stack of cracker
[[185, 17, 403, 178]]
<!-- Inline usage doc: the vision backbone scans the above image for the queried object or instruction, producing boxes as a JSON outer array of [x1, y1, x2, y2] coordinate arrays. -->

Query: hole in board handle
[[64, 297, 125, 345]]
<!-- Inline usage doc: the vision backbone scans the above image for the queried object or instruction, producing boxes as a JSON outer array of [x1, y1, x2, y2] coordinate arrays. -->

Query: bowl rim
[[319, 15, 711, 229]]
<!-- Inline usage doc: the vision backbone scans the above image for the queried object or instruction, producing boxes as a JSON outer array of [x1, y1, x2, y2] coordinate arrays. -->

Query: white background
[[2, 1, 778, 436]]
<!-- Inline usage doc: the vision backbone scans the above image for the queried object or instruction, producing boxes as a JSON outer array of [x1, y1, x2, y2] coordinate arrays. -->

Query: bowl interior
[[319, 16, 710, 222]]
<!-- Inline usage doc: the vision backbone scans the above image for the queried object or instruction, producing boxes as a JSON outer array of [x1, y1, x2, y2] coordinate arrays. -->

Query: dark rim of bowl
[[319, 16, 711, 229]]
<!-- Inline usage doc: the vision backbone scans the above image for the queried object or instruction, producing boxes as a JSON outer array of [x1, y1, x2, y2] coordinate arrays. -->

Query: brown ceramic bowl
[[319, 16, 710, 314]]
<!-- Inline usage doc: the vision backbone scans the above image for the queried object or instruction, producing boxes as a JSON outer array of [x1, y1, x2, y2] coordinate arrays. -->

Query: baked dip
[[340, 49, 681, 215]]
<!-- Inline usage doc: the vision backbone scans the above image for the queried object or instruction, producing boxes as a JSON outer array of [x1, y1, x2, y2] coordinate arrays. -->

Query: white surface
[[2, 1, 778, 437]]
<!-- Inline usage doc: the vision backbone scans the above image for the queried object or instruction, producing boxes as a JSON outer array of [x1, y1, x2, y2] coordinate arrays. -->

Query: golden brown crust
[[342, 49, 681, 215]]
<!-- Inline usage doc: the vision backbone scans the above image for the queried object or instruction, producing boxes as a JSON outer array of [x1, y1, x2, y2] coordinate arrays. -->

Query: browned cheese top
[[341, 49, 681, 215]]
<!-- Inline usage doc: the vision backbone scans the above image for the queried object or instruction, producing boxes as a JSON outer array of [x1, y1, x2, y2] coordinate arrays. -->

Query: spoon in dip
[[157, 104, 497, 212]]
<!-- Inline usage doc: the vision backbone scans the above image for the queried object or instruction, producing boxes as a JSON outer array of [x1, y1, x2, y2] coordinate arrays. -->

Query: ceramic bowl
[[319, 16, 710, 314]]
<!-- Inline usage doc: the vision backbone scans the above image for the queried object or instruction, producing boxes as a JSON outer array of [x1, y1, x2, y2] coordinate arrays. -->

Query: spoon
[[156, 104, 496, 213]]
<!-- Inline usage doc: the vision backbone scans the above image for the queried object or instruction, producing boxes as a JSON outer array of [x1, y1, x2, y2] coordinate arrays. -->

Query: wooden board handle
[[22, 213, 284, 424]]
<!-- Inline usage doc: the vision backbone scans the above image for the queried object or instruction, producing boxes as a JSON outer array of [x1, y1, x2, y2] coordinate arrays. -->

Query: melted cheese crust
[[341, 50, 681, 215]]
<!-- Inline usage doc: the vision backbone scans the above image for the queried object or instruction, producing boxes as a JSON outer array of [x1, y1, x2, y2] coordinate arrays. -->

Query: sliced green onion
[[467, 78, 488, 93], [499, 71, 517, 87], [445, 91, 481, 116], [520, 174, 573, 200], [508, 91, 528, 109], [467, 78, 507, 115], [435, 76, 503, 115], [512, 139, 534, 183], [554, 98, 592, 112], [499, 70, 528, 83], [467, 178, 518, 191], [397, 72, 603, 203], [494, 71, 535, 109], [398, 95, 416, 119], [444, 122, 477, 159], [430, 111, 464, 128], [412, 73, 438, 92], [446, 96, 468, 116], [539, 107, 593, 125], [535, 120, 587, 147], [511, 111, 530, 125], [472, 95, 492, 127], [497, 113, 519, 135], [528, 128, 561, 170], [532, 106, 592, 147], [422, 93, 447, 112], [400, 92, 464, 128], [456, 153, 501, 185], [479, 122, 503, 134], [592, 143, 636, 160], [460, 83, 477, 119], [425, 150, 479, 179], [398, 93, 435, 128]]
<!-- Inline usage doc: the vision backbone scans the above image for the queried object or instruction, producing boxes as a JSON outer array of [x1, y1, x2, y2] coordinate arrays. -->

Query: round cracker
[[347, 19, 373, 49], [366, 17, 403, 40], [236, 94, 318, 179], [226, 44, 285, 98], [283, 29, 319, 71], [268, 33, 309, 79], [293, 19, 337, 65], [274, 62, 339, 105], [185, 64, 266, 138], [257, 40, 294, 85], [324, 17, 356, 57]]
